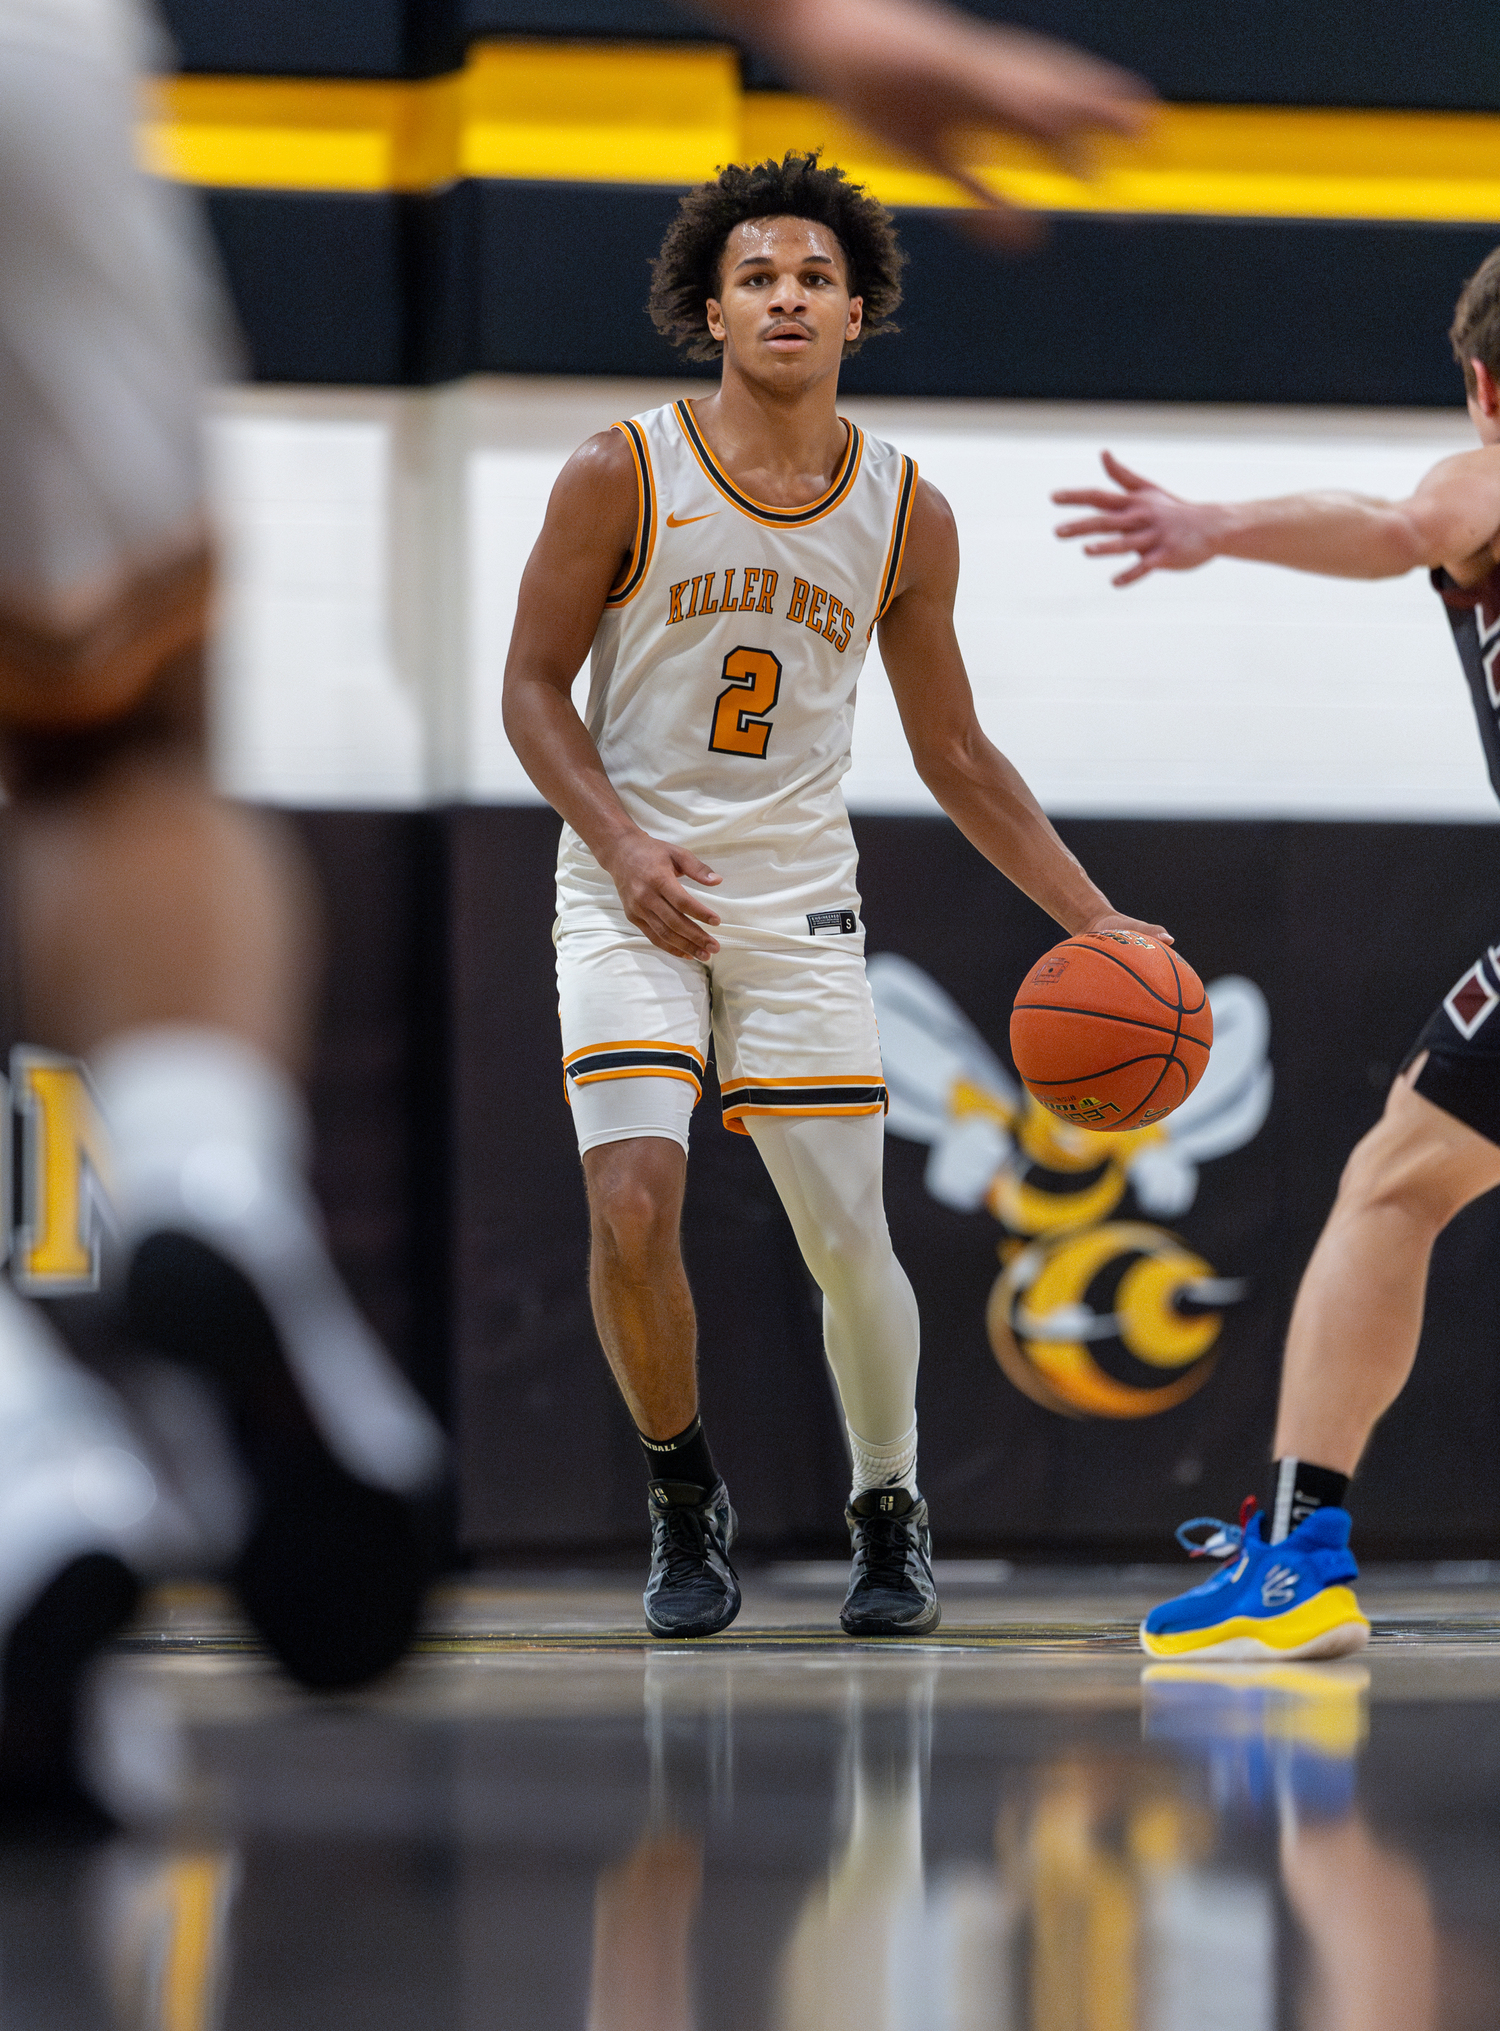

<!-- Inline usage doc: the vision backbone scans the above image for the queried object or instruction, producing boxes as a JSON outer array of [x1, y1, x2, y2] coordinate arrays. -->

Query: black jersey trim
[[720, 1079, 889, 1115], [872, 455, 918, 627], [565, 1044, 703, 1090], [674, 401, 862, 526], [604, 419, 657, 608]]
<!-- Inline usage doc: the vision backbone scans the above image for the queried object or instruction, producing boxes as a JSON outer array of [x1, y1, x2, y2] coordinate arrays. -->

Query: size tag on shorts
[[807, 909, 858, 936]]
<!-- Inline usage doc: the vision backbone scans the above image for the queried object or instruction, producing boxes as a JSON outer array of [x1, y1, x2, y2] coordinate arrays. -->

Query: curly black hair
[[648, 151, 904, 362]]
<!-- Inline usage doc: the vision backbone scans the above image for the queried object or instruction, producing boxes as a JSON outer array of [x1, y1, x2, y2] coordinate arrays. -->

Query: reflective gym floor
[[21, 1563, 1500, 2029]]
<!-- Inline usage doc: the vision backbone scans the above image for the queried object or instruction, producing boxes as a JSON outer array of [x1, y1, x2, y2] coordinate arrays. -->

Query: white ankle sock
[[848, 1421, 918, 1500], [89, 1025, 443, 1494], [89, 1025, 311, 1259]]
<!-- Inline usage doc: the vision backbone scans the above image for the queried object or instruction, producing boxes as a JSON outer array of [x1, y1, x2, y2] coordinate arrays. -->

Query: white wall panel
[[208, 378, 1494, 820], [208, 389, 427, 806]]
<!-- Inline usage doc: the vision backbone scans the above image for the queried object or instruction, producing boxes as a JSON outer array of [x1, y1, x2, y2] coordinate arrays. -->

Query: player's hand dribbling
[[1053, 452, 1222, 586], [1081, 909, 1174, 947], [602, 833, 723, 962]]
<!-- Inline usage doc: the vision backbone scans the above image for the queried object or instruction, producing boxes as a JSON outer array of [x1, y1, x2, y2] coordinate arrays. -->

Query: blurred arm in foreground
[[695, 0, 1152, 242]]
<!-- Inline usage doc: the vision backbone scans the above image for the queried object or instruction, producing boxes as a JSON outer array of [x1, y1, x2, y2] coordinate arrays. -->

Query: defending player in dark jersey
[[1052, 244, 1500, 1660]]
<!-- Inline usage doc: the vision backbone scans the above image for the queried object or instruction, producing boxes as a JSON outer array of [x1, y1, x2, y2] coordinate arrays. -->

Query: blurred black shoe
[[644, 1480, 741, 1639], [126, 1231, 444, 1691], [840, 1489, 941, 1637]]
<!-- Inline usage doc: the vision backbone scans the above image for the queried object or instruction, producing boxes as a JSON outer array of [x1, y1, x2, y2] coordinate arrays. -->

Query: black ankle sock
[[1267, 1458, 1349, 1543], [639, 1416, 718, 1501]]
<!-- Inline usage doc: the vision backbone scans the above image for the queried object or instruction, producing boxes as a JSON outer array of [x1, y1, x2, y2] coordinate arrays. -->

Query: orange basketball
[[1010, 931, 1212, 1133]]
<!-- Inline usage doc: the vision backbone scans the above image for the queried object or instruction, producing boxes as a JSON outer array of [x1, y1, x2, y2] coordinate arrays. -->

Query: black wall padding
[[160, 0, 466, 79], [161, 0, 1500, 111], [448, 809, 1500, 1559], [934, 2, 1500, 113], [206, 180, 1490, 406]]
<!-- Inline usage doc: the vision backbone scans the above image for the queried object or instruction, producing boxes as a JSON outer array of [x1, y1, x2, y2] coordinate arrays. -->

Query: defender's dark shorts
[[1403, 945, 1500, 1146]]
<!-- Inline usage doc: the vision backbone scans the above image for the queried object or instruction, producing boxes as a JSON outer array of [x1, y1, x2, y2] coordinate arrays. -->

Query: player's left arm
[[878, 478, 1171, 941]]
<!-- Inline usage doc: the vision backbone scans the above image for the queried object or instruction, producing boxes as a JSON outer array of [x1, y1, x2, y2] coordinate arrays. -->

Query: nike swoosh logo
[[666, 510, 717, 527]]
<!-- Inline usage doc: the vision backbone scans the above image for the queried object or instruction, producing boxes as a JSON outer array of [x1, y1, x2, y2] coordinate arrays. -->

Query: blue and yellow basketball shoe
[[1140, 1500, 1370, 1661]]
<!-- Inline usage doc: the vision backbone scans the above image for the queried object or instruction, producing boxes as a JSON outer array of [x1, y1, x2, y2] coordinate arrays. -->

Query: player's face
[[705, 218, 863, 387]]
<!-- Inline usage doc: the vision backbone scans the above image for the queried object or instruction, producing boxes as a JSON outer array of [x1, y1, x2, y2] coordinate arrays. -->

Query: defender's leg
[[1142, 1050, 1500, 1662], [747, 1112, 938, 1638], [1274, 1057, 1500, 1474]]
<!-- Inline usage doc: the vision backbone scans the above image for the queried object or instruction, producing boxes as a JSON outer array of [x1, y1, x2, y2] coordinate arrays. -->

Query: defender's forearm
[[919, 731, 1112, 932], [1208, 492, 1427, 580], [502, 676, 642, 866]]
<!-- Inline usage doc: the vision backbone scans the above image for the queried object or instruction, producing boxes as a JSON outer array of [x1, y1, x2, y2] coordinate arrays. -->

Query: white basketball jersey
[[555, 398, 917, 930]]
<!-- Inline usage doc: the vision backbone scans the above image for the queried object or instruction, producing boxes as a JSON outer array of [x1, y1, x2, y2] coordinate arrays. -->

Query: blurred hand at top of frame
[[701, 0, 1153, 246]]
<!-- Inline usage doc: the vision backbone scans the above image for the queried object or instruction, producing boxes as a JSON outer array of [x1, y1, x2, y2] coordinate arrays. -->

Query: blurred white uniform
[[0, 0, 228, 613]]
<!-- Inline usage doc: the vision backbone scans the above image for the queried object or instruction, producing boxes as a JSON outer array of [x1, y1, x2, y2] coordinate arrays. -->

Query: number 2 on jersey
[[709, 646, 782, 759]]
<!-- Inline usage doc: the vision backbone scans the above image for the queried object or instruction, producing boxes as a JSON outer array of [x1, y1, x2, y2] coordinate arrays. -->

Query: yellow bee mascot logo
[[869, 956, 1272, 1419]]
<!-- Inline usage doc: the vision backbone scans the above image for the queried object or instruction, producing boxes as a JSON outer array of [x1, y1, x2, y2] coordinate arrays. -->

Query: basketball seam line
[[1069, 940, 1185, 1012], [1013, 1004, 1207, 1041], [1023, 1050, 1195, 1087], [1062, 940, 1206, 1016]]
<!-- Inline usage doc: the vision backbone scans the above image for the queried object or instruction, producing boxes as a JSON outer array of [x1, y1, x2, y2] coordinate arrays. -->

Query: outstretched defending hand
[[1053, 452, 1221, 586], [706, 0, 1151, 246], [1081, 909, 1174, 946], [601, 833, 723, 963]]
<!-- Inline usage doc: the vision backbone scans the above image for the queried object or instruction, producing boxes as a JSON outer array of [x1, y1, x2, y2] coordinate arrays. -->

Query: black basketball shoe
[[644, 1480, 741, 1639], [841, 1488, 941, 1637]]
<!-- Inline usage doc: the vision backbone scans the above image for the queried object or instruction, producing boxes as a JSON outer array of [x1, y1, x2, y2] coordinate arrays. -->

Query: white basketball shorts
[[556, 903, 888, 1156]]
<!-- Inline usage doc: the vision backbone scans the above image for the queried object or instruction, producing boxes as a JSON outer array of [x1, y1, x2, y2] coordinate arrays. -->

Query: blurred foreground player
[[1053, 246, 1500, 1660], [504, 152, 1167, 1640], [0, 0, 444, 1810]]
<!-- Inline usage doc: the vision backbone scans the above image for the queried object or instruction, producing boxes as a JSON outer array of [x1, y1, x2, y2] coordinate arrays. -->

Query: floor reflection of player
[[1143, 1665, 1438, 2031], [1056, 249, 1500, 1662]]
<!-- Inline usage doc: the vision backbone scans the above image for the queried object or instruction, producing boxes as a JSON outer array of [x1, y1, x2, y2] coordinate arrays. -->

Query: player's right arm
[[1052, 447, 1500, 589], [502, 432, 723, 962]]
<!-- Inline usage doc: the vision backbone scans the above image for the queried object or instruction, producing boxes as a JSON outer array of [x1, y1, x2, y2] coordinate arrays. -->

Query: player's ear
[[705, 296, 727, 343], [1473, 358, 1500, 417], [846, 294, 864, 342]]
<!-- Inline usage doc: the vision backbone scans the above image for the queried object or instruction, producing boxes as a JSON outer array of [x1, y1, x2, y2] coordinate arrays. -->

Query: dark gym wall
[[160, 0, 1500, 109], [198, 183, 1490, 406], [156, 3, 1500, 404], [292, 807, 1500, 1560]]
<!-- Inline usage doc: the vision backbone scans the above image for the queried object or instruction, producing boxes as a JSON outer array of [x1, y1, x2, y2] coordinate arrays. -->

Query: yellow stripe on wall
[[141, 42, 1500, 224]]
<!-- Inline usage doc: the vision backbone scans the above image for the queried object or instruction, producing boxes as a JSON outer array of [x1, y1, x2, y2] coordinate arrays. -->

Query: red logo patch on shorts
[[1445, 963, 1499, 1039]]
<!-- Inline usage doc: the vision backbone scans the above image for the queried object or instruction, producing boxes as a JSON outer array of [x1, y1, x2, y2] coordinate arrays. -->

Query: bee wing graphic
[[1125, 976, 1273, 1214], [866, 953, 1018, 1144]]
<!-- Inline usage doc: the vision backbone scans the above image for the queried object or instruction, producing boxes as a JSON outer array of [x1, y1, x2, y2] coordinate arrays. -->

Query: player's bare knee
[[1336, 1108, 1481, 1233], [585, 1143, 684, 1269]]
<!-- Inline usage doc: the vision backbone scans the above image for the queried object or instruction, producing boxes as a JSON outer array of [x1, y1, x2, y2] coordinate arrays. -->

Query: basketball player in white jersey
[[504, 152, 1168, 1639], [0, 0, 1148, 1804]]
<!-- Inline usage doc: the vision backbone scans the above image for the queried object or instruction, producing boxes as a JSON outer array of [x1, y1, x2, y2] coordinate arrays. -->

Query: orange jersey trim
[[605, 420, 658, 607]]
